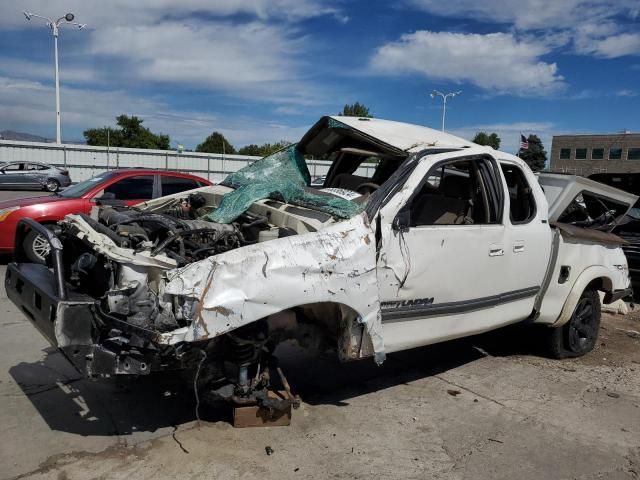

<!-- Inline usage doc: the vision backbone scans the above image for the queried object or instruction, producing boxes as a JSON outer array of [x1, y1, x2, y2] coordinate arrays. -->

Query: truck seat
[[413, 175, 473, 225]]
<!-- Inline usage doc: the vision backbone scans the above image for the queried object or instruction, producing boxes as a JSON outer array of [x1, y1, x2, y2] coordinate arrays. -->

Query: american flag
[[520, 134, 529, 150]]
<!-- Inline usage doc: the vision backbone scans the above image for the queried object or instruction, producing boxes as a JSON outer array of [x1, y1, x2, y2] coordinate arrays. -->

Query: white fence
[[0, 140, 376, 184]]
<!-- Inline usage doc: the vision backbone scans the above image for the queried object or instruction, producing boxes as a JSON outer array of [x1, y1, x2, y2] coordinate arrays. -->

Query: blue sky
[[1, 0, 639, 153]]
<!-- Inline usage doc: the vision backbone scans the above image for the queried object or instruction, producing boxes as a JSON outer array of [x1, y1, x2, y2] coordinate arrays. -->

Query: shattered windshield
[[205, 117, 416, 224], [206, 145, 364, 224]]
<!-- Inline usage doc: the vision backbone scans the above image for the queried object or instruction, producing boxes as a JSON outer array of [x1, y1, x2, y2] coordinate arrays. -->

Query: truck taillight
[[60, 170, 69, 176]]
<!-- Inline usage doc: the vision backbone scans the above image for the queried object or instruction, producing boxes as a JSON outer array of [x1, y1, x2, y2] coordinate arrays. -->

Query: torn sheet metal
[[538, 173, 639, 223], [162, 213, 385, 362]]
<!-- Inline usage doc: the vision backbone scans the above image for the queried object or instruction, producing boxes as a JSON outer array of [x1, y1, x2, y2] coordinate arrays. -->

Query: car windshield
[[59, 172, 118, 198]]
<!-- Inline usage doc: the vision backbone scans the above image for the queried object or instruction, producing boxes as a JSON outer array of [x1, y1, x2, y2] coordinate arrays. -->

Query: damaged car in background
[[6, 116, 636, 420]]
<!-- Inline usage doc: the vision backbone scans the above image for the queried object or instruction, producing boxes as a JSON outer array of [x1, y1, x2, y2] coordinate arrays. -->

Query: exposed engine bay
[[6, 116, 403, 415], [16, 177, 380, 418]]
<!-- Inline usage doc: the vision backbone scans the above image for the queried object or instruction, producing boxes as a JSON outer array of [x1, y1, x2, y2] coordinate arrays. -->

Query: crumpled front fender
[[162, 214, 385, 362]]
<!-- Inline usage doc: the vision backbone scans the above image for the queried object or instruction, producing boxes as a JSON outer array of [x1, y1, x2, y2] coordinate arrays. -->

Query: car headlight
[[0, 206, 20, 221]]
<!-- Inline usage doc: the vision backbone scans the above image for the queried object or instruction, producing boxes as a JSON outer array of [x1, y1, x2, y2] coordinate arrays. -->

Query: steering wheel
[[355, 182, 380, 195]]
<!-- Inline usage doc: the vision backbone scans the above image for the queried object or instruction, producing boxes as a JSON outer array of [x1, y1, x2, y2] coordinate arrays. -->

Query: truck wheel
[[23, 229, 52, 264], [547, 289, 601, 359]]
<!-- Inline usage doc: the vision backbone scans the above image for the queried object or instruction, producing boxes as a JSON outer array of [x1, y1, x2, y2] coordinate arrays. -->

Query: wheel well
[[266, 302, 374, 361], [586, 276, 612, 294]]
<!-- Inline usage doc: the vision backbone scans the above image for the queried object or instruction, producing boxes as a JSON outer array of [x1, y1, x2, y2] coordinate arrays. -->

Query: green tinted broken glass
[[205, 145, 362, 224]]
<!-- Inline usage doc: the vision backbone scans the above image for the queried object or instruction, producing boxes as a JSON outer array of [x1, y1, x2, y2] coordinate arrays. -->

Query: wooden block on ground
[[232, 391, 292, 428]]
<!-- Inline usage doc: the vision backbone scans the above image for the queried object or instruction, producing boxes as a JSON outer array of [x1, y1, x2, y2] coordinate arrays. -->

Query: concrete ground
[[0, 191, 638, 479], [2, 273, 639, 480]]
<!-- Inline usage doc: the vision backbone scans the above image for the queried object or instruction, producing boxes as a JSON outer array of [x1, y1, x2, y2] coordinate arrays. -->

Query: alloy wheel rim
[[32, 234, 51, 261], [568, 297, 595, 351]]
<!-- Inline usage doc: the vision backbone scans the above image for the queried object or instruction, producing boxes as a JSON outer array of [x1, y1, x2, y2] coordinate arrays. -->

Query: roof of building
[[552, 132, 639, 138]]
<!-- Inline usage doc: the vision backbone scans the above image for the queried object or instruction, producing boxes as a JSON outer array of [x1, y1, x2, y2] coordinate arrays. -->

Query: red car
[[0, 169, 211, 262]]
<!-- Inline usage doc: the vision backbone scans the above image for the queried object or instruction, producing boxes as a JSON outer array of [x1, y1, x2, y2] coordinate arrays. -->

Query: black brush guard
[[4, 219, 163, 376]]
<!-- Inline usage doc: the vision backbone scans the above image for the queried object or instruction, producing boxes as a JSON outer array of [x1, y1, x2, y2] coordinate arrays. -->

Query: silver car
[[0, 161, 71, 192]]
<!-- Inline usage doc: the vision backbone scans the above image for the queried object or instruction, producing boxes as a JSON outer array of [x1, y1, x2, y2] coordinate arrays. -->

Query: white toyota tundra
[[6, 116, 636, 412]]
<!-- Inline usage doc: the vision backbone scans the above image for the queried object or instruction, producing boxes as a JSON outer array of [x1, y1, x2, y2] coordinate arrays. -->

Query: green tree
[[84, 115, 170, 150], [196, 132, 236, 154], [519, 134, 547, 172], [238, 140, 292, 157], [472, 131, 501, 150], [339, 102, 372, 118]]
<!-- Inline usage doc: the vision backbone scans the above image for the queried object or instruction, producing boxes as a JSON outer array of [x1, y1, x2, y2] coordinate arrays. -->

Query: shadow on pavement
[[9, 325, 539, 436], [9, 348, 229, 437]]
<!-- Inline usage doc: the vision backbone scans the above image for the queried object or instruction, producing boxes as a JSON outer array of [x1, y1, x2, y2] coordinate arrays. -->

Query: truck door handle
[[489, 244, 504, 257], [513, 241, 525, 253]]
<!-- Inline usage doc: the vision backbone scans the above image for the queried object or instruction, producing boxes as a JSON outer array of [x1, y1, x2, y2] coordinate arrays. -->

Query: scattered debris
[[616, 328, 640, 339], [488, 438, 504, 444], [607, 392, 621, 398], [473, 346, 491, 357], [447, 389, 461, 397], [265, 446, 274, 456]]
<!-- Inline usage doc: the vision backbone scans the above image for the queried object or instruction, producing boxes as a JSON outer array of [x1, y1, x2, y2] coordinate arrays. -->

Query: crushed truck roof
[[328, 116, 476, 152]]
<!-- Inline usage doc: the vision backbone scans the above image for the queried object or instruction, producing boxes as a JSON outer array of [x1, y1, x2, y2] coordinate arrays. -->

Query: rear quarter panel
[[535, 234, 629, 326]]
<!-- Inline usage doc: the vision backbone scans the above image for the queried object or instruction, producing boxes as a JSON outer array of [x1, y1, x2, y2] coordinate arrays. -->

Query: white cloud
[[1, 0, 343, 105], [576, 32, 640, 58], [86, 20, 323, 104], [0, 0, 341, 28], [371, 31, 564, 95], [0, 57, 96, 84], [407, 0, 635, 31], [407, 0, 640, 58], [616, 89, 638, 98], [0, 76, 309, 147]]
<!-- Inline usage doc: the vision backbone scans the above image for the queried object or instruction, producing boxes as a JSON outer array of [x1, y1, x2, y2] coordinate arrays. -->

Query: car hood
[[0, 195, 72, 210]]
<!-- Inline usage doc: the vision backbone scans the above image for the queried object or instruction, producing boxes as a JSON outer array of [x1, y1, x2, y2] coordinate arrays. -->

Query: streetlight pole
[[430, 90, 462, 131], [23, 12, 86, 144]]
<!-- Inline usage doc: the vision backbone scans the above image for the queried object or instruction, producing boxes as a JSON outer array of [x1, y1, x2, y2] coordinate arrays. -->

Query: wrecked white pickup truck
[[6, 116, 636, 412]]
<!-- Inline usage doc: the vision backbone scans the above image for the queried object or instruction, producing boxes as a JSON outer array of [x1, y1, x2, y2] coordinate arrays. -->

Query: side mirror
[[392, 209, 411, 232]]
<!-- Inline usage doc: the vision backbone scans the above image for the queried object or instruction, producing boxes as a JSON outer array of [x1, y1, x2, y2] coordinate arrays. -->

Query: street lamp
[[430, 90, 462, 132], [23, 11, 86, 144]]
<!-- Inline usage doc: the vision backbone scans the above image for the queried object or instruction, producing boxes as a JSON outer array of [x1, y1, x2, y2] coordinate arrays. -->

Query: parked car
[[0, 169, 211, 262], [5, 116, 635, 418], [0, 161, 71, 192]]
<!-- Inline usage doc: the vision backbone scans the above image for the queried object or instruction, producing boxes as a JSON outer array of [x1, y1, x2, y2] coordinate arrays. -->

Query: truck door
[[498, 160, 552, 302], [376, 153, 543, 353]]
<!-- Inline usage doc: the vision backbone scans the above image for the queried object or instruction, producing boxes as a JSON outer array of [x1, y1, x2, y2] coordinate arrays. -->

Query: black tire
[[23, 228, 52, 264], [547, 289, 601, 359], [44, 178, 60, 192]]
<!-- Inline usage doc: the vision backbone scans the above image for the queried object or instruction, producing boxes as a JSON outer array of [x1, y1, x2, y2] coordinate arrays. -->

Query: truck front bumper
[[5, 218, 174, 377]]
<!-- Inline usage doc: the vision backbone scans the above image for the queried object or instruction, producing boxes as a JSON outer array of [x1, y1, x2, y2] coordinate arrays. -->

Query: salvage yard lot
[[0, 186, 637, 479]]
